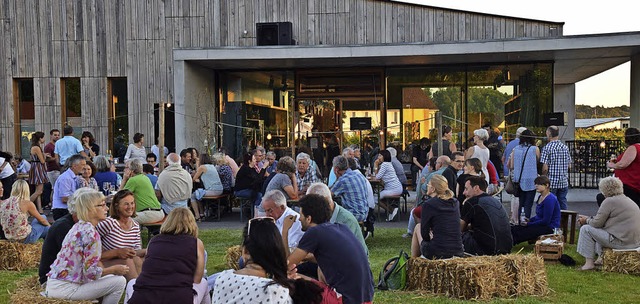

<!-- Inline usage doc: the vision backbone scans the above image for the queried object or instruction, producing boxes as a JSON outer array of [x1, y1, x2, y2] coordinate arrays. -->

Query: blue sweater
[[529, 192, 561, 228]]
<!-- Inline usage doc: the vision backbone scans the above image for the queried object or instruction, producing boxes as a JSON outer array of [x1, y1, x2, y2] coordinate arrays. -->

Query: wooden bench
[[379, 195, 402, 221], [201, 193, 231, 221]]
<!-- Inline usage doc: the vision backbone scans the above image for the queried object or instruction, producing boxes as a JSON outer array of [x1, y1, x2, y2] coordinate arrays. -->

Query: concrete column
[[553, 84, 575, 140], [631, 54, 640, 128]]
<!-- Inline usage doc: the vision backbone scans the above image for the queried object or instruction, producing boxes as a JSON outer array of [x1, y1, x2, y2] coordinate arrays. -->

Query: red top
[[616, 144, 640, 192], [487, 161, 498, 185]]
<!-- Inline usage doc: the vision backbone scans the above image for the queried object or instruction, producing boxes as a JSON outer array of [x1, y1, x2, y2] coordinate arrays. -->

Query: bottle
[[520, 207, 527, 225]]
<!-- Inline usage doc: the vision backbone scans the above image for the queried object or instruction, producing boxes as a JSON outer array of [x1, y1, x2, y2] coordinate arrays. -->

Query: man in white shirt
[[261, 189, 303, 249]]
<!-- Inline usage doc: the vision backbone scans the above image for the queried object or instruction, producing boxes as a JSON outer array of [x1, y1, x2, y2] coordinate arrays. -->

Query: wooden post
[[159, 102, 166, 173], [436, 112, 443, 157]]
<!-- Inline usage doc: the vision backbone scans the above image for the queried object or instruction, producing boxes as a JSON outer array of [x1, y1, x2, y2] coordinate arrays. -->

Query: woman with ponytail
[[213, 217, 324, 304], [411, 174, 464, 259]]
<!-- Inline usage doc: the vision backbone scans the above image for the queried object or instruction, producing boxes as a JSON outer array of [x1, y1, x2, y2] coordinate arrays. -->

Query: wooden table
[[560, 210, 579, 244]]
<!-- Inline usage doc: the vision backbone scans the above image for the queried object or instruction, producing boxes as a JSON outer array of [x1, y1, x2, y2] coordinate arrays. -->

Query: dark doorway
[[154, 104, 176, 153]]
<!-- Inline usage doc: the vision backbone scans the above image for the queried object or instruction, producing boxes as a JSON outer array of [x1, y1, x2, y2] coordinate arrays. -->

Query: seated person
[[212, 152, 233, 194], [122, 159, 164, 224], [374, 150, 403, 221], [39, 196, 79, 285], [261, 190, 303, 250], [155, 153, 193, 215], [94, 155, 119, 195], [331, 156, 370, 223], [511, 176, 561, 244], [577, 177, 640, 270], [295, 152, 318, 196], [0, 180, 50, 243], [191, 154, 224, 221], [265, 156, 298, 200], [125, 208, 209, 304], [212, 217, 325, 303], [286, 194, 374, 304], [234, 153, 267, 208], [97, 189, 146, 281], [460, 176, 512, 255], [143, 164, 157, 188], [411, 174, 464, 259]]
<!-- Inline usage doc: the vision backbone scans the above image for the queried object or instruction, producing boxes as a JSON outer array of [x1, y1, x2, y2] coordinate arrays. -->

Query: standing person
[[28, 131, 49, 213], [122, 159, 164, 225], [124, 133, 147, 164], [190, 154, 224, 221], [483, 124, 504, 178], [540, 125, 571, 210], [285, 194, 374, 304], [126, 208, 209, 304], [155, 153, 193, 215], [44, 129, 62, 201], [81, 131, 100, 160], [54, 125, 87, 167], [508, 129, 540, 219], [410, 175, 464, 259], [45, 188, 128, 304], [503, 127, 527, 223], [465, 129, 490, 184], [511, 176, 561, 244], [428, 125, 458, 159], [606, 127, 640, 206], [411, 137, 430, 188], [150, 138, 169, 162], [460, 176, 513, 255], [52, 155, 86, 220], [0, 180, 51, 243]]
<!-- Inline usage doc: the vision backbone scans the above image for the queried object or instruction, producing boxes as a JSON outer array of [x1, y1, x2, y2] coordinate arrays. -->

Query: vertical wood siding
[[0, 0, 563, 152]]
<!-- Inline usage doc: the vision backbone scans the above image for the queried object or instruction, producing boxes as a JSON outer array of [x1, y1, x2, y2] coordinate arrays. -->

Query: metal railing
[[566, 140, 624, 188]]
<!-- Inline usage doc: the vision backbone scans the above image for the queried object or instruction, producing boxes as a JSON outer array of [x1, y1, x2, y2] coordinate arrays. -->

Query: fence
[[566, 140, 624, 189]]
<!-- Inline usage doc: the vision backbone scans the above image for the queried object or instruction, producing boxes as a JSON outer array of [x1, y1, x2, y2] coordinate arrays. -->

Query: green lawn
[[3, 228, 640, 303]]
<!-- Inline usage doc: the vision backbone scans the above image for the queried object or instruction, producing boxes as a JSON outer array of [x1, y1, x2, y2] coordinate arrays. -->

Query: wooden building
[[1, 0, 639, 158]]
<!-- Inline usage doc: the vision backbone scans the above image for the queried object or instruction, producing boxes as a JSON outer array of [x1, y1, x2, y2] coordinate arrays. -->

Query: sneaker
[[402, 233, 412, 239], [387, 208, 399, 222], [364, 231, 372, 240]]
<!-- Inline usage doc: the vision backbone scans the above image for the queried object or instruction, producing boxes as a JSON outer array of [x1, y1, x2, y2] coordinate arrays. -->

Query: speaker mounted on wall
[[350, 117, 372, 130], [543, 112, 567, 127]]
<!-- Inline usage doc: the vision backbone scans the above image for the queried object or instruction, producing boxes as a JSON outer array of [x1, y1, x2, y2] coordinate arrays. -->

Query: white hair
[[262, 189, 287, 207], [167, 153, 180, 166], [474, 129, 489, 141], [306, 182, 332, 201], [386, 147, 397, 158], [342, 147, 353, 157], [296, 152, 311, 162], [516, 127, 527, 138]]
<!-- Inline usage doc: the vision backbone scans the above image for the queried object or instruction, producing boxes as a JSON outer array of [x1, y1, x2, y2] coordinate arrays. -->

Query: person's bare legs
[[30, 184, 44, 213], [190, 199, 203, 220], [411, 224, 423, 258]]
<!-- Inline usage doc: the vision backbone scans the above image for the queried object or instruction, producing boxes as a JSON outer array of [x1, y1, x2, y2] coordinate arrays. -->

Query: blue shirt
[[52, 169, 78, 209], [504, 138, 520, 176], [331, 169, 370, 221], [512, 144, 538, 191], [146, 174, 158, 188], [529, 192, 561, 228], [54, 136, 84, 166]]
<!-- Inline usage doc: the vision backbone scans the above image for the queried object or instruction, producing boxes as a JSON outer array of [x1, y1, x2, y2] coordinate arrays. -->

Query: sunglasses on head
[[248, 217, 275, 236]]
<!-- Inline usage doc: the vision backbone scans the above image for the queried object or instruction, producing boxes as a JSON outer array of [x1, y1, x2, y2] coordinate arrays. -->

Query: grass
[[3, 228, 640, 303]]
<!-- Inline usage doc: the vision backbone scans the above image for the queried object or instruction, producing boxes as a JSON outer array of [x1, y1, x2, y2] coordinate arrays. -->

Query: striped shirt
[[540, 140, 571, 189], [376, 162, 403, 193], [331, 169, 370, 222], [96, 217, 142, 251]]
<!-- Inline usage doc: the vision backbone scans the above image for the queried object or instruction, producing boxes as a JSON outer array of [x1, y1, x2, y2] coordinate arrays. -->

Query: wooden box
[[538, 234, 564, 243], [535, 240, 564, 260]]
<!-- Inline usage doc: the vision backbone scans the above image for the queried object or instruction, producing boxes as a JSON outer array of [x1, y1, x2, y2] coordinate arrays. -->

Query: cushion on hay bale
[[225, 245, 242, 270], [0, 240, 43, 271], [406, 254, 547, 300], [602, 247, 640, 275], [11, 275, 92, 304]]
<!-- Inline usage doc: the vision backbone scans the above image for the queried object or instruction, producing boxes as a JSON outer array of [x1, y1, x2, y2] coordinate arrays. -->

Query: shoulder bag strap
[[517, 146, 531, 182]]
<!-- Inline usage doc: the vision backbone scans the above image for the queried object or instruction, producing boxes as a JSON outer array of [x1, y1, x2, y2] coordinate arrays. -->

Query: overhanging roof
[[174, 32, 640, 85]]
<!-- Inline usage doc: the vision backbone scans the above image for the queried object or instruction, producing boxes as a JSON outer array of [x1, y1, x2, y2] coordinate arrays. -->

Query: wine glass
[[110, 184, 116, 195], [103, 182, 110, 195]]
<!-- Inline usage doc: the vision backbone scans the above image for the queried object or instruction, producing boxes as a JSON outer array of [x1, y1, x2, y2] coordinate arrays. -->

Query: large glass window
[[14, 79, 35, 158], [109, 78, 128, 154], [61, 78, 82, 138]]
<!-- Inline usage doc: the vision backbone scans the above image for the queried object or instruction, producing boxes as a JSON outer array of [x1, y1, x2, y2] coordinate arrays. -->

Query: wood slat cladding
[[1, 0, 563, 153]]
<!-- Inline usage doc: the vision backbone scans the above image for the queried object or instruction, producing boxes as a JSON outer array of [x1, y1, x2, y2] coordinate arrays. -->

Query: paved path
[[197, 188, 601, 230]]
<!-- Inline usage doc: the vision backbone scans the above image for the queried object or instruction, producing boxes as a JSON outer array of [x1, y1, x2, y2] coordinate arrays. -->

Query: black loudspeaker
[[350, 117, 372, 130], [543, 112, 567, 127], [257, 22, 293, 46]]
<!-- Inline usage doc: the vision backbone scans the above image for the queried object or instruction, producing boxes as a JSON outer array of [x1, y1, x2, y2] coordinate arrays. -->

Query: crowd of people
[[1, 123, 640, 303]]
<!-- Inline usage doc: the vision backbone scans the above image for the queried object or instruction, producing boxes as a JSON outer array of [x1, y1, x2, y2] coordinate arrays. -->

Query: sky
[[401, 0, 639, 107]]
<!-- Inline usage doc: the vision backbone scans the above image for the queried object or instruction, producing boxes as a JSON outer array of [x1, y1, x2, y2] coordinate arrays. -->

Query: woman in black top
[[234, 153, 267, 207], [428, 125, 458, 159], [411, 174, 463, 259], [456, 158, 485, 205]]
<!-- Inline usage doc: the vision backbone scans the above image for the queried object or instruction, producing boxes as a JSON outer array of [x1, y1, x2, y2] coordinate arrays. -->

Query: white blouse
[[212, 269, 292, 304], [124, 144, 147, 163]]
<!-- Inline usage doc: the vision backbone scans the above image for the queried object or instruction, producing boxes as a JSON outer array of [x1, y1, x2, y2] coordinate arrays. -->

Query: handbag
[[505, 146, 531, 197]]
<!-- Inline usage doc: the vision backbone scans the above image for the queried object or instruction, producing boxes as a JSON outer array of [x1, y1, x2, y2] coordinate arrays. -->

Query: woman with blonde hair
[[45, 188, 128, 303], [0, 179, 50, 243], [411, 174, 463, 258], [126, 207, 209, 304]]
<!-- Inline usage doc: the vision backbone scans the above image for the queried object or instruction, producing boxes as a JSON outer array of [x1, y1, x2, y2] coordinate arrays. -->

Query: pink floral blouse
[[0, 196, 31, 241], [48, 220, 103, 283]]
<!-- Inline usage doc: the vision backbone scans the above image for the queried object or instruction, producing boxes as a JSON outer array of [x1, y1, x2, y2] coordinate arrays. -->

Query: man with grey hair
[[254, 146, 267, 173], [52, 154, 86, 220], [328, 147, 357, 187], [296, 152, 318, 196], [265, 151, 278, 174], [330, 156, 370, 222], [122, 159, 163, 224], [307, 182, 368, 254], [261, 189, 303, 249], [155, 152, 193, 214]]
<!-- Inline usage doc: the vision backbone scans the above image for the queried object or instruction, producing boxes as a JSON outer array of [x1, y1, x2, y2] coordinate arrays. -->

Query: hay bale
[[406, 254, 547, 300], [0, 240, 43, 271], [10, 275, 92, 303], [602, 247, 640, 275], [225, 245, 242, 270]]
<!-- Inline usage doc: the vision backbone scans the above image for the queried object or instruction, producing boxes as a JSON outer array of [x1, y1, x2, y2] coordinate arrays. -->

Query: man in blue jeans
[[540, 125, 571, 210]]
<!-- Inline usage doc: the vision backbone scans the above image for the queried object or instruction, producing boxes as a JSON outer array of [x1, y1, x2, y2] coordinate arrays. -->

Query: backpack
[[377, 250, 409, 290]]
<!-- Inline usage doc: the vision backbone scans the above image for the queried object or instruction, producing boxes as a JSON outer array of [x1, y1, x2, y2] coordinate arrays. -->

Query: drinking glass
[[103, 182, 110, 194]]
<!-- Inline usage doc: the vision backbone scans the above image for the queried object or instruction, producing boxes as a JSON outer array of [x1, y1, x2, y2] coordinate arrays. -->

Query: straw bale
[[225, 245, 242, 270], [0, 240, 43, 271], [602, 247, 640, 275], [10, 275, 92, 304], [407, 254, 547, 300]]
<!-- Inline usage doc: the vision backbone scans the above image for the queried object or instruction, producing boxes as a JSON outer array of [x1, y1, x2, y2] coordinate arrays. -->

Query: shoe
[[364, 231, 374, 240], [387, 208, 399, 222], [402, 233, 412, 239]]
